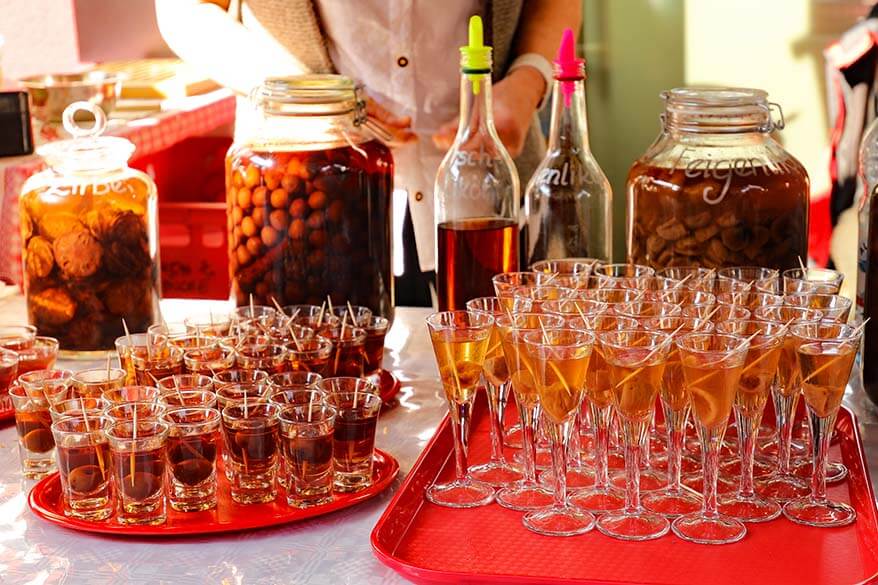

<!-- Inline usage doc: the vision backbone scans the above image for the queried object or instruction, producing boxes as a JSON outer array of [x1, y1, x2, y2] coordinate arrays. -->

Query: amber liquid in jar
[[627, 162, 808, 270], [227, 142, 393, 319], [19, 179, 159, 351], [437, 218, 519, 310]]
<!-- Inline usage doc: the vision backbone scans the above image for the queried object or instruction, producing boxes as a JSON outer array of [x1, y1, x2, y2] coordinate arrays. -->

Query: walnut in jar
[[54, 229, 102, 278], [25, 236, 55, 278]]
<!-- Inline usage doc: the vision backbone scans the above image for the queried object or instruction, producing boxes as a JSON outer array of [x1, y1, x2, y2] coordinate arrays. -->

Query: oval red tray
[[29, 448, 398, 537]]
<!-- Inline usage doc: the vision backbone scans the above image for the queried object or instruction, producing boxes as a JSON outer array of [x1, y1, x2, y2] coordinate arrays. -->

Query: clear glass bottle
[[435, 16, 519, 311], [523, 29, 611, 265], [19, 102, 160, 353], [226, 75, 394, 321], [857, 109, 878, 404], [627, 88, 809, 270]]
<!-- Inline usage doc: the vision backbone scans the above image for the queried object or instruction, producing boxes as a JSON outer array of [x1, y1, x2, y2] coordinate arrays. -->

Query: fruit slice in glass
[[464, 297, 522, 486], [672, 332, 749, 545], [521, 328, 595, 536], [425, 310, 495, 508], [783, 322, 860, 527], [595, 329, 672, 541], [495, 312, 564, 510], [716, 320, 785, 523]]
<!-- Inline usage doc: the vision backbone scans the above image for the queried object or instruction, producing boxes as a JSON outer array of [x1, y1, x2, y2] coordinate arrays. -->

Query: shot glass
[[106, 420, 170, 525], [184, 312, 233, 337], [49, 397, 104, 423], [221, 402, 281, 504], [163, 407, 221, 512], [323, 381, 382, 493], [654, 266, 716, 292], [19, 368, 72, 406], [287, 337, 334, 376], [592, 263, 656, 290], [102, 385, 162, 406], [147, 322, 188, 346], [183, 344, 236, 375], [279, 404, 337, 507], [270, 371, 323, 392], [216, 382, 272, 409], [362, 317, 390, 377], [0, 324, 37, 350], [71, 367, 127, 399], [236, 342, 288, 374], [782, 268, 844, 295], [0, 348, 19, 411], [212, 368, 270, 389], [103, 401, 167, 423], [132, 346, 184, 386], [156, 374, 214, 396], [783, 293, 852, 323], [9, 384, 56, 478], [115, 333, 159, 384], [16, 336, 59, 374], [52, 414, 113, 521], [285, 304, 341, 333], [325, 327, 367, 377], [331, 305, 373, 327]]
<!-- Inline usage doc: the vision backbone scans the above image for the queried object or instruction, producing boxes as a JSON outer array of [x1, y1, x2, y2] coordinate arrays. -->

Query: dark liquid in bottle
[[168, 432, 217, 486], [333, 412, 378, 467], [437, 218, 519, 310], [116, 447, 166, 500], [15, 410, 55, 452], [861, 186, 878, 404], [58, 443, 109, 493]]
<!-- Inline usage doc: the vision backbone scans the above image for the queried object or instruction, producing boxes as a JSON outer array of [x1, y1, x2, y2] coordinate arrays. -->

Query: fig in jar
[[626, 88, 808, 271]]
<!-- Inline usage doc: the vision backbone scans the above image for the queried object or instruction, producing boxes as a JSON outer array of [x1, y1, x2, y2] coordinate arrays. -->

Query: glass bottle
[[627, 88, 809, 271], [435, 15, 519, 311], [19, 102, 160, 354], [857, 108, 878, 405], [226, 75, 394, 321], [523, 28, 611, 265]]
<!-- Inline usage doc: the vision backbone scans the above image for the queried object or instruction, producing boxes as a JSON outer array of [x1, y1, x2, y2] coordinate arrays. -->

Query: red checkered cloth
[[0, 90, 236, 286]]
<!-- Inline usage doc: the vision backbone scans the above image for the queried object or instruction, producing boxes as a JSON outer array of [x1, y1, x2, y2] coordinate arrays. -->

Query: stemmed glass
[[425, 310, 496, 508], [568, 314, 639, 513], [642, 315, 711, 517], [520, 328, 596, 535], [464, 297, 523, 486], [716, 319, 785, 522], [785, 322, 861, 527], [495, 312, 564, 510], [753, 305, 823, 501], [673, 332, 750, 544], [596, 329, 673, 541]]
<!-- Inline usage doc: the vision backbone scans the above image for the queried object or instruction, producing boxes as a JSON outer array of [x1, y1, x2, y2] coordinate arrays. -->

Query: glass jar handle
[[767, 102, 785, 131], [62, 101, 108, 138], [353, 86, 394, 143]]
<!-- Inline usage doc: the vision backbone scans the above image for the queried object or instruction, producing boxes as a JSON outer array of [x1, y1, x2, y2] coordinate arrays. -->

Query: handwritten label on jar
[[678, 148, 798, 205], [44, 180, 136, 199]]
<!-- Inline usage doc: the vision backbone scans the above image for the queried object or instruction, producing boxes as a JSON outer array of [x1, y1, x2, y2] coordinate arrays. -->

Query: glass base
[[597, 509, 670, 541], [612, 468, 667, 492], [496, 482, 553, 511], [539, 466, 595, 490], [783, 497, 856, 527], [569, 485, 625, 513], [672, 512, 746, 545], [757, 473, 810, 502], [642, 487, 703, 518], [718, 493, 782, 523], [426, 478, 495, 509], [503, 424, 522, 449], [523, 505, 596, 537], [469, 460, 523, 487], [792, 460, 848, 484]]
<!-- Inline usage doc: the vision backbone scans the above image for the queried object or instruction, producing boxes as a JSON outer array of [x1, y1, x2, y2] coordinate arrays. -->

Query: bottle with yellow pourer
[[434, 15, 520, 311]]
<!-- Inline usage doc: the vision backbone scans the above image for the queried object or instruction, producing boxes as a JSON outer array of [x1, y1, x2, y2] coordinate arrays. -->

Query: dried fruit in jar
[[53, 229, 102, 278], [25, 236, 55, 278], [30, 287, 76, 326]]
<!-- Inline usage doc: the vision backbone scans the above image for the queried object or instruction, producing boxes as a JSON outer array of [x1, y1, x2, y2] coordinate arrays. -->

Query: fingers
[[432, 118, 458, 151], [366, 98, 412, 129]]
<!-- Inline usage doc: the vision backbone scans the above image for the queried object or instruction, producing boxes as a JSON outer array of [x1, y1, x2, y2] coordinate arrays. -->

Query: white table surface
[[0, 296, 441, 585]]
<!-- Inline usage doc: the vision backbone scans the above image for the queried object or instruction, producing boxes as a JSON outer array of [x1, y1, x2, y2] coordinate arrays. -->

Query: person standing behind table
[[155, 0, 578, 307]]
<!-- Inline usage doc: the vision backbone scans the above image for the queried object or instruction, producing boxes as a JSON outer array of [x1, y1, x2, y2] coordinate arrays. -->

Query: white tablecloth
[[0, 296, 440, 585]]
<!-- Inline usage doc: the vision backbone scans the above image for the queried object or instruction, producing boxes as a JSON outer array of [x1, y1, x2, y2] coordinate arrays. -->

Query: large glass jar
[[226, 76, 394, 320], [19, 102, 160, 353], [627, 88, 809, 270]]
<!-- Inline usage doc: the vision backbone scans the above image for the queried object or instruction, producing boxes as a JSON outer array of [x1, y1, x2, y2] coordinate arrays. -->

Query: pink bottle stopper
[[554, 28, 584, 107]]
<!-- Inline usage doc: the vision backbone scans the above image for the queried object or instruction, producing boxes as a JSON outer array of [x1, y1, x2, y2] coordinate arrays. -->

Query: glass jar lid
[[661, 87, 785, 134], [251, 75, 362, 117], [37, 101, 135, 172]]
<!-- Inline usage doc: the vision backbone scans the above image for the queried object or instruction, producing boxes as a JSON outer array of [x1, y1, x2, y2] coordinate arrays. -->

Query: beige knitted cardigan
[[229, 0, 546, 184]]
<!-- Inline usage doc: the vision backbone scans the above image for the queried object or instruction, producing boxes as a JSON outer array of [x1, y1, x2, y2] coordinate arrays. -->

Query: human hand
[[365, 97, 417, 147], [432, 66, 544, 157]]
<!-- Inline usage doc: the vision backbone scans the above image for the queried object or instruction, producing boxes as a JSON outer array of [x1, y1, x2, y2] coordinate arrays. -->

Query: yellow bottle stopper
[[460, 15, 492, 94]]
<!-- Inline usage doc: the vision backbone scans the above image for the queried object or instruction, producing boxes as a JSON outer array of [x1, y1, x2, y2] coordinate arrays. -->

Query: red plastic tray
[[371, 394, 878, 585], [29, 449, 398, 537], [377, 369, 401, 405]]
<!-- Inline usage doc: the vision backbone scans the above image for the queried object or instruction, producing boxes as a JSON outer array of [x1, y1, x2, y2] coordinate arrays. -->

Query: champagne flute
[[464, 297, 523, 486], [595, 329, 672, 541], [425, 310, 496, 508], [521, 328, 595, 535], [784, 322, 861, 527], [673, 332, 750, 544]]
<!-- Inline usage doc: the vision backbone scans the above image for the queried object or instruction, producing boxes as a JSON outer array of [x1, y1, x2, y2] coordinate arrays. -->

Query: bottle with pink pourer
[[522, 28, 612, 266]]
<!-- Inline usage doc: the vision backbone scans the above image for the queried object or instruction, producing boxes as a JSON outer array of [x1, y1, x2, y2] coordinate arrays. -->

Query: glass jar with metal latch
[[226, 75, 395, 320], [627, 87, 808, 270]]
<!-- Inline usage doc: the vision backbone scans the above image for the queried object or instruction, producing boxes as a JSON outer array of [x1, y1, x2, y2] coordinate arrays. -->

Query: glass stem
[[592, 403, 611, 489], [809, 409, 834, 502], [449, 399, 473, 481], [623, 421, 644, 513], [699, 423, 724, 517], [772, 389, 798, 474], [484, 380, 505, 463], [568, 414, 582, 467], [516, 395, 539, 483], [550, 418, 569, 508], [496, 379, 511, 447], [735, 406, 759, 497], [663, 403, 687, 492]]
